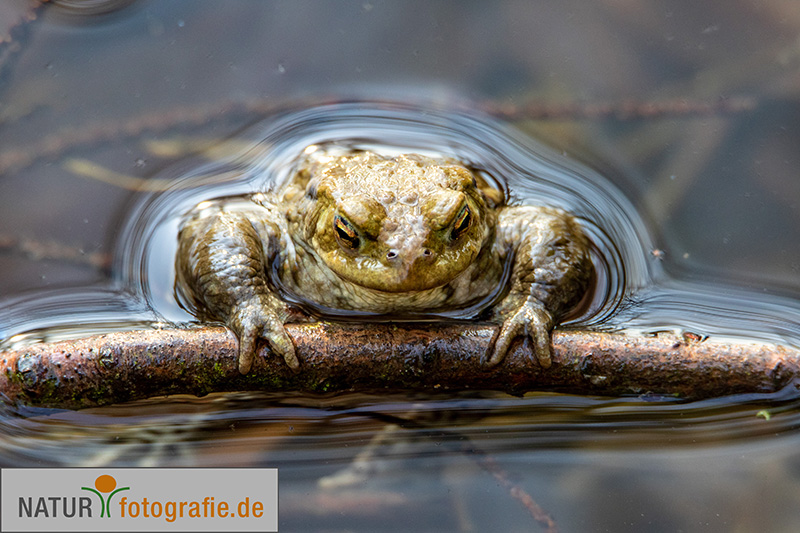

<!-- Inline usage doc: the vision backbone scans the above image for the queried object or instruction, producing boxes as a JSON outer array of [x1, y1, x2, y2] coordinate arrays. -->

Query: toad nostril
[[422, 248, 433, 258], [386, 250, 399, 260]]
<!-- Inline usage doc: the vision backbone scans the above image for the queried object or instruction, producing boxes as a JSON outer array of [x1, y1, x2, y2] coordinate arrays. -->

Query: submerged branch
[[1, 323, 798, 409], [0, 95, 758, 176], [479, 95, 757, 121]]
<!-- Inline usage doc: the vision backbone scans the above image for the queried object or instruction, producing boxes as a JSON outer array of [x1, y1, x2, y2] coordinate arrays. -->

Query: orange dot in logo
[[95, 475, 117, 493]]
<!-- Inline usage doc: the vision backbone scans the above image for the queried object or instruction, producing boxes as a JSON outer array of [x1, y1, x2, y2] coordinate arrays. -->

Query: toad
[[176, 147, 593, 373]]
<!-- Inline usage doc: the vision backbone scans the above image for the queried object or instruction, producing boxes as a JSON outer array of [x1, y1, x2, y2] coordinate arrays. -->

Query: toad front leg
[[488, 206, 593, 368], [176, 201, 299, 374]]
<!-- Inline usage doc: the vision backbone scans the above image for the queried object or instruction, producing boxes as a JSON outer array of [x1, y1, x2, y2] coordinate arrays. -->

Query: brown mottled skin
[[176, 148, 593, 374]]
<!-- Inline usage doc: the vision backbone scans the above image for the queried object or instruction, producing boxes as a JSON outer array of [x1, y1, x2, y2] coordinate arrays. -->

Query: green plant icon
[[81, 474, 130, 518]]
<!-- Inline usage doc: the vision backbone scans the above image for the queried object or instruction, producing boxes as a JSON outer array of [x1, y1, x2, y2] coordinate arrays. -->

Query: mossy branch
[[1, 323, 798, 409]]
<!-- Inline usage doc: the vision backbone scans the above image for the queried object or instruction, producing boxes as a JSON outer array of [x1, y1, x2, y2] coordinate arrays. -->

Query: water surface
[[1, 2, 799, 531]]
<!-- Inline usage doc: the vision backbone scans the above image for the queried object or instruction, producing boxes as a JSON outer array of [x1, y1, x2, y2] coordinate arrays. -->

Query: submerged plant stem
[[0, 233, 111, 271], [0, 96, 758, 176], [1, 324, 798, 409], [0, 0, 51, 90], [480, 95, 757, 121]]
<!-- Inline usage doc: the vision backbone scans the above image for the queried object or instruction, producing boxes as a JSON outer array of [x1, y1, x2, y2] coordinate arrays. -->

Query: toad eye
[[450, 205, 472, 241], [334, 214, 361, 249]]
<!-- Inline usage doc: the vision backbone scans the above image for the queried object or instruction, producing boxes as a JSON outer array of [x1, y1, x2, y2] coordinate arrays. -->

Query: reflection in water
[[3, 389, 800, 529], [7, 388, 800, 466]]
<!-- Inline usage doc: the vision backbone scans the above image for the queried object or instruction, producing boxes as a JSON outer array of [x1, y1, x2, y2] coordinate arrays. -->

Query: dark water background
[[1, 2, 800, 531]]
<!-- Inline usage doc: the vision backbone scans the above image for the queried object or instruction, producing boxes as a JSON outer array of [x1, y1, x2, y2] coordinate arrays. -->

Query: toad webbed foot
[[229, 298, 299, 374], [487, 297, 554, 369]]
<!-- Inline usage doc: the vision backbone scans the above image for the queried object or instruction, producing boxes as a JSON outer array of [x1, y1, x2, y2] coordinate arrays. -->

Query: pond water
[[1, 1, 800, 531]]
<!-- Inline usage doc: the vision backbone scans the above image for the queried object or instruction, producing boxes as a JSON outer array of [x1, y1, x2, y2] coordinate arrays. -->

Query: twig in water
[[1, 324, 797, 409]]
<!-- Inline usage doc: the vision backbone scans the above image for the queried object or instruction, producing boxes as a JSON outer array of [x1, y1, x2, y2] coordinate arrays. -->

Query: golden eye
[[334, 214, 360, 249], [450, 205, 472, 241]]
